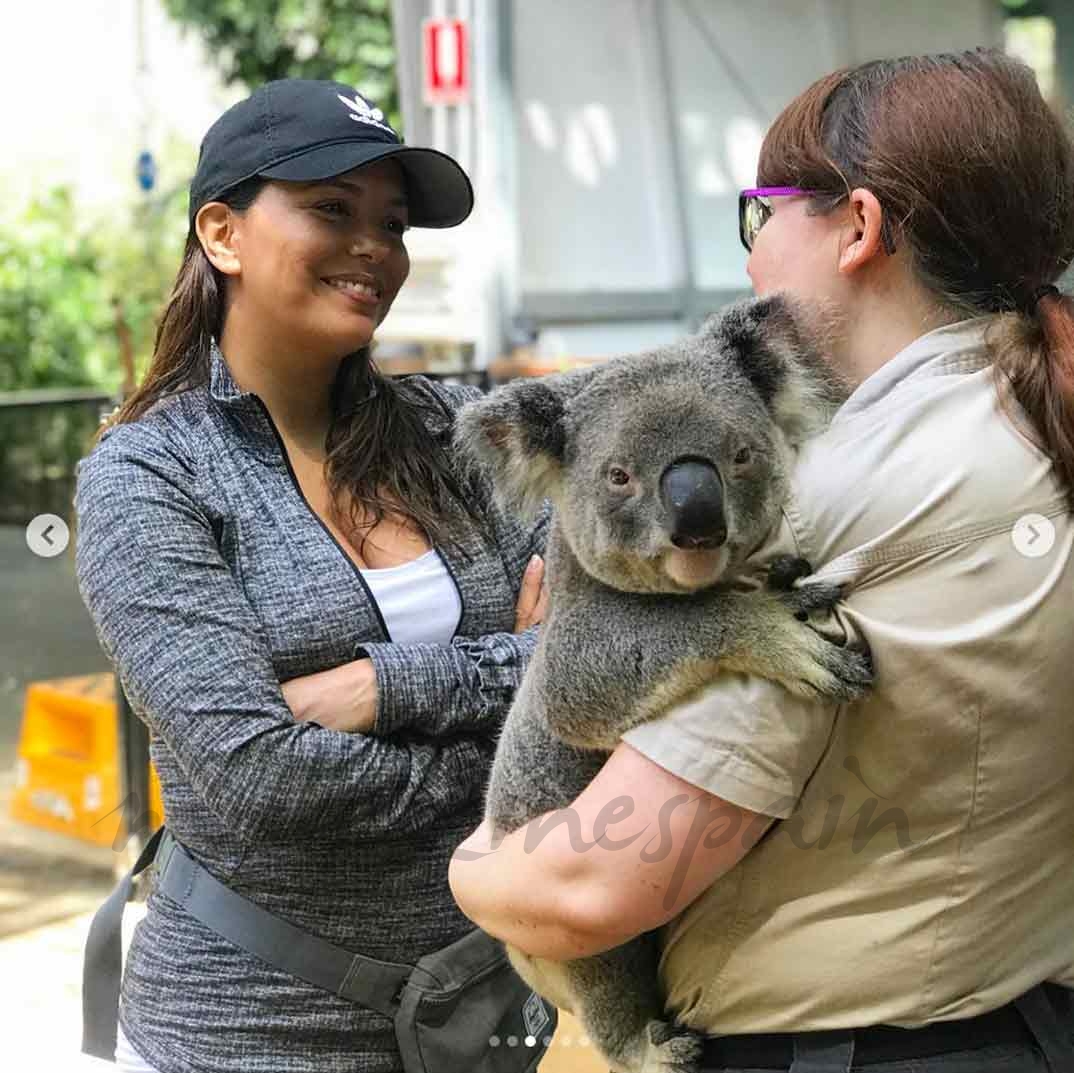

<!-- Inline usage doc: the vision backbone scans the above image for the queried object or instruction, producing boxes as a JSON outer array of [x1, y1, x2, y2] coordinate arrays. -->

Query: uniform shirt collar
[[833, 315, 994, 424]]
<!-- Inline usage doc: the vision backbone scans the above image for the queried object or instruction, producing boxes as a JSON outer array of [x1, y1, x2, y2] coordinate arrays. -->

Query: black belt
[[701, 984, 1074, 1070]]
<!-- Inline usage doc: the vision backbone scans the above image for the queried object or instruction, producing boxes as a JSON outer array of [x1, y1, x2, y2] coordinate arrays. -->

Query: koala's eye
[[608, 467, 631, 486], [733, 447, 752, 465]]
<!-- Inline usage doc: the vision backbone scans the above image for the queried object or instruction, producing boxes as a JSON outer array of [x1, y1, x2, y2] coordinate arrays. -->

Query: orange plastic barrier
[[10, 674, 163, 847]]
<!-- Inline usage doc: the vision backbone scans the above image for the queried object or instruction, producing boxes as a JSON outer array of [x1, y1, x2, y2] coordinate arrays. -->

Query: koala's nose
[[660, 460, 728, 550]]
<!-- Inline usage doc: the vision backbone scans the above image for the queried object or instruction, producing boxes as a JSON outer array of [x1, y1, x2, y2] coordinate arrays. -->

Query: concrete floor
[[1, 907, 122, 1071], [0, 523, 121, 1065]]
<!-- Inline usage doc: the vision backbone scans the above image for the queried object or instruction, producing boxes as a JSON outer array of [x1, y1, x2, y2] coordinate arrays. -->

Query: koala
[[454, 294, 873, 1073]]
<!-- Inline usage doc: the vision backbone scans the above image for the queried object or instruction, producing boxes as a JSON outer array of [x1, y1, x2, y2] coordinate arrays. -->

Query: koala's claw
[[749, 583, 874, 701], [812, 645, 875, 700], [638, 1019, 703, 1073], [780, 643, 874, 702], [766, 554, 814, 591], [777, 579, 847, 618]]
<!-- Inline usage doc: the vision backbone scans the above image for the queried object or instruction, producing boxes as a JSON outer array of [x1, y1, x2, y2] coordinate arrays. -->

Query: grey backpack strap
[[82, 825, 166, 1061], [153, 830, 412, 1017]]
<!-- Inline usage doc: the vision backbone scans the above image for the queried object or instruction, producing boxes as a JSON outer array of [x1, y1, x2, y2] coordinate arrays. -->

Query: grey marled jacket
[[74, 344, 549, 1073]]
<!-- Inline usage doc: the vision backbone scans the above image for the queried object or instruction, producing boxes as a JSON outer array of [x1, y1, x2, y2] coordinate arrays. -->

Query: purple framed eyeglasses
[[738, 187, 817, 252]]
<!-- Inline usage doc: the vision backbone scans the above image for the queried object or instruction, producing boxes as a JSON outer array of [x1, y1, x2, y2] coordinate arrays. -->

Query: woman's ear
[[195, 202, 243, 277], [837, 188, 887, 275]]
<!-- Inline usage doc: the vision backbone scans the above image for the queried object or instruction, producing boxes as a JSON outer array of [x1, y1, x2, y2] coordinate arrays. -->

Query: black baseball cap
[[188, 79, 473, 228]]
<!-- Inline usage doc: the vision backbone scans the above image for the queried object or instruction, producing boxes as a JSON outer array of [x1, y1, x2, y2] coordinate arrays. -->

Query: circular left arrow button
[[26, 513, 70, 558]]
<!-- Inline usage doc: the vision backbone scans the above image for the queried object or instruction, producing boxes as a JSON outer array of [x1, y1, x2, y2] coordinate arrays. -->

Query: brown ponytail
[[759, 48, 1074, 508], [991, 295, 1074, 507]]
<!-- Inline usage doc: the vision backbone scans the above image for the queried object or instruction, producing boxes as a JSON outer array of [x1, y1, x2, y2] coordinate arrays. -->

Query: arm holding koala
[[452, 532, 850, 957], [450, 740, 774, 959]]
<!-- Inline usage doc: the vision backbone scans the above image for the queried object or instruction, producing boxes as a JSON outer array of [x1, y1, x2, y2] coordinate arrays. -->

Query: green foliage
[[0, 179, 188, 393], [0, 179, 189, 522], [1001, 0, 1047, 14], [163, 0, 399, 124], [0, 189, 108, 391]]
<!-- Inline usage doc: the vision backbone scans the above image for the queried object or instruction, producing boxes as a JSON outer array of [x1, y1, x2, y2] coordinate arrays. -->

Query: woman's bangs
[[756, 70, 848, 190]]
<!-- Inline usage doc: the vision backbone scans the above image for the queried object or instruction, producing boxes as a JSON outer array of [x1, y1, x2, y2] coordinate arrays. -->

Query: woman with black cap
[[74, 80, 550, 1073]]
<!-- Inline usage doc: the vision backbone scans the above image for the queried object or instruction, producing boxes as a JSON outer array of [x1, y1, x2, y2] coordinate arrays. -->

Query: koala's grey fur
[[454, 295, 873, 1073]]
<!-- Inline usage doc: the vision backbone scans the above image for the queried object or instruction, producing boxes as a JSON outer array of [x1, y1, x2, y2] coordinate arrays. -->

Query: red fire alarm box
[[422, 17, 470, 105]]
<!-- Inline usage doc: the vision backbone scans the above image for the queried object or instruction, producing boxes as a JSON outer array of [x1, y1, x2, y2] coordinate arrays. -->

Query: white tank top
[[116, 1023, 161, 1072], [359, 549, 462, 644]]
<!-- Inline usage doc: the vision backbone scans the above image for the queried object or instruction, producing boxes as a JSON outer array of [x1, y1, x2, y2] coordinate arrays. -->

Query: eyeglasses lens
[[743, 197, 771, 251]]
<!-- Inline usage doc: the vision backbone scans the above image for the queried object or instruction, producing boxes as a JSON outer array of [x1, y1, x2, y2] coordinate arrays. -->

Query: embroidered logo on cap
[[337, 93, 395, 135]]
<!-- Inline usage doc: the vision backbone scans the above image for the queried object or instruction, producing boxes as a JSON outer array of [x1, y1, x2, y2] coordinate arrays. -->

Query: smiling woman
[[196, 163, 418, 581], [104, 80, 478, 573], [201, 162, 412, 370], [74, 79, 554, 1073]]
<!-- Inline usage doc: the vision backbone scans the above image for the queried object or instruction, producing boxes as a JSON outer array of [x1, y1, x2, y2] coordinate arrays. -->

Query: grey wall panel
[[512, 0, 684, 296]]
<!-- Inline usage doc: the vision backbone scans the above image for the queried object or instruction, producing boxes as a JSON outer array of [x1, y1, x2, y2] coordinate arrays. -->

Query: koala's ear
[[454, 377, 571, 516], [705, 292, 848, 447]]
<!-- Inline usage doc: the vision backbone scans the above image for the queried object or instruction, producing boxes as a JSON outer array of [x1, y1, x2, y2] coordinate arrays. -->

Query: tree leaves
[[163, 0, 400, 125], [0, 183, 187, 393]]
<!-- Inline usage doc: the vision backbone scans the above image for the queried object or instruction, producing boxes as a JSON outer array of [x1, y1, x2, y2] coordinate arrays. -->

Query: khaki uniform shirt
[[622, 317, 1074, 1033]]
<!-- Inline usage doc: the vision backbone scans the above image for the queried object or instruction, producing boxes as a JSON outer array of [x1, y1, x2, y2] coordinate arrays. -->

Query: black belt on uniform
[[701, 984, 1073, 1070]]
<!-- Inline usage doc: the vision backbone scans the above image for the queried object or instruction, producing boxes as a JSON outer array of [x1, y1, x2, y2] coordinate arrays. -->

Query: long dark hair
[[758, 48, 1074, 508], [98, 177, 487, 555]]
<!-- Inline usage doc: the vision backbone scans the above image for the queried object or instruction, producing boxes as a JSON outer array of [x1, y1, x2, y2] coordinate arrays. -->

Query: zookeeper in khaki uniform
[[450, 49, 1074, 1073]]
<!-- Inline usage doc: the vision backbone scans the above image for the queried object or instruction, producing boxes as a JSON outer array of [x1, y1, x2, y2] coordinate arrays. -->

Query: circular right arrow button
[[1011, 513, 1056, 559]]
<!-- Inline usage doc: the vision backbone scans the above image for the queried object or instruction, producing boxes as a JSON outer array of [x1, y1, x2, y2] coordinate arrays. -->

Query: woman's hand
[[515, 555, 549, 632], [281, 658, 379, 734], [280, 558, 545, 732]]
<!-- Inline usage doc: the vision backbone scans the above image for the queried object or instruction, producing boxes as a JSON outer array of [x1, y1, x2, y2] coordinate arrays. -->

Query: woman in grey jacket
[[75, 80, 548, 1073]]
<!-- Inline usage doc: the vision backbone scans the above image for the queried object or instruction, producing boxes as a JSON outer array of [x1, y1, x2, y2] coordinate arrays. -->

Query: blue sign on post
[[136, 150, 156, 192]]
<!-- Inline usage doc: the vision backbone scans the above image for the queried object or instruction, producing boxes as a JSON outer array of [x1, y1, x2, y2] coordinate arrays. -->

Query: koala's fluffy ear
[[454, 370, 594, 516], [706, 293, 848, 447]]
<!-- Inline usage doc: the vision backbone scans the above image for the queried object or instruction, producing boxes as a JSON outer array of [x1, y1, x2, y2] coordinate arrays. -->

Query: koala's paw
[[638, 1019, 703, 1073], [778, 577, 846, 619], [766, 554, 814, 591], [805, 644, 875, 702], [769, 584, 875, 701]]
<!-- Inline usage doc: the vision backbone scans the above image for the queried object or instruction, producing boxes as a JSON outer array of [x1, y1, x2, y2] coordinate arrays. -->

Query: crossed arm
[[74, 425, 550, 844], [279, 554, 549, 733]]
